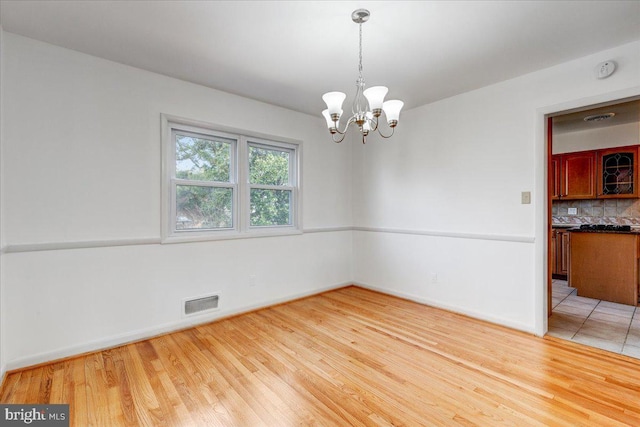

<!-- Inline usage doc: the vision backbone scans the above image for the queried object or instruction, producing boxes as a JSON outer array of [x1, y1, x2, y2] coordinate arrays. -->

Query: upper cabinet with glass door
[[597, 145, 640, 198]]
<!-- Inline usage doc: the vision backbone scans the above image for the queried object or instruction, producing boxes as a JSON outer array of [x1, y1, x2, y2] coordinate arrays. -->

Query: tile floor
[[548, 279, 640, 358]]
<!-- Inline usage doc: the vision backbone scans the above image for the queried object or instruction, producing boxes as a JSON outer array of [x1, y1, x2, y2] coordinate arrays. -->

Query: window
[[249, 143, 295, 227], [162, 116, 300, 242], [174, 130, 236, 231]]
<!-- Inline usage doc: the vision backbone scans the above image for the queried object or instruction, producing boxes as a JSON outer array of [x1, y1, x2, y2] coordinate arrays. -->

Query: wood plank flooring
[[2, 285, 640, 426]]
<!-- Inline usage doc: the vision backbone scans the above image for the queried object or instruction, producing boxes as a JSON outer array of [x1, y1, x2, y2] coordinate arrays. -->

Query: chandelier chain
[[358, 22, 363, 78]]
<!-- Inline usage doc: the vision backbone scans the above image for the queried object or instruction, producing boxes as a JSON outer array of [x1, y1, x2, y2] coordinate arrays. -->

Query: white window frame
[[244, 138, 299, 232], [161, 114, 302, 243], [170, 126, 239, 235]]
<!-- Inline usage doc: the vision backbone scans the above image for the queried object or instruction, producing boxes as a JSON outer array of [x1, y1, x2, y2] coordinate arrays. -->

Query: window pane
[[250, 189, 291, 226], [176, 185, 233, 230], [249, 145, 290, 185], [176, 134, 232, 182]]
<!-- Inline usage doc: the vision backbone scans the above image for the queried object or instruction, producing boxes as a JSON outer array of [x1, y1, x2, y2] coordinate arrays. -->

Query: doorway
[[546, 97, 640, 357]]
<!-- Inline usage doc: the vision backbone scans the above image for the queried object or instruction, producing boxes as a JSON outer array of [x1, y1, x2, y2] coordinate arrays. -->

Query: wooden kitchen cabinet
[[550, 156, 561, 199], [551, 230, 556, 275], [569, 231, 639, 306], [597, 145, 639, 198], [552, 145, 640, 200], [551, 228, 570, 279], [552, 152, 596, 200], [559, 230, 570, 275]]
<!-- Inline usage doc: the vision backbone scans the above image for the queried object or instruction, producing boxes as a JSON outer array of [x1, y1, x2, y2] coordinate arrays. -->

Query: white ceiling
[[1, 1, 639, 116]]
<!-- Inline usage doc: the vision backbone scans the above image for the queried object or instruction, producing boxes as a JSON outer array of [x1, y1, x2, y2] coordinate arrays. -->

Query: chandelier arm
[[331, 132, 348, 143], [376, 125, 396, 139], [334, 115, 357, 135], [332, 126, 347, 136], [369, 116, 379, 132]]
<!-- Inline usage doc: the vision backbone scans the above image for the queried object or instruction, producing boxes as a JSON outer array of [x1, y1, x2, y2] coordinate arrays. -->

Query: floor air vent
[[184, 294, 219, 315]]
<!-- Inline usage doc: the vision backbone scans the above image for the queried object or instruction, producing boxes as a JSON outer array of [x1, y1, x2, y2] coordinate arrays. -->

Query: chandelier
[[321, 9, 404, 144]]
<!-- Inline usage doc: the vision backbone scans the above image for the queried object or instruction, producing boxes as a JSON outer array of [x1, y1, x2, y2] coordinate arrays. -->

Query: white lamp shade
[[363, 86, 388, 110], [322, 109, 336, 128], [383, 100, 404, 122], [322, 92, 346, 116]]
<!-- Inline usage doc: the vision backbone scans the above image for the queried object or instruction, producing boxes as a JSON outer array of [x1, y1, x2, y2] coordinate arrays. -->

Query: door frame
[[535, 88, 640, 337]]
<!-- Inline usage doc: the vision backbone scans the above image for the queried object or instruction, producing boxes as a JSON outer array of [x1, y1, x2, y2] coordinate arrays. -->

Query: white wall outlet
[[521, 191, 531, 204], [430, 273, 438, 284], [568, 207, 578, 215], [248, 274, 257, 287]]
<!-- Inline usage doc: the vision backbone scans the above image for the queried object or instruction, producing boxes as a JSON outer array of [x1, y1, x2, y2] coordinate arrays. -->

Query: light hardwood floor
[[2, 286, 640, 426]]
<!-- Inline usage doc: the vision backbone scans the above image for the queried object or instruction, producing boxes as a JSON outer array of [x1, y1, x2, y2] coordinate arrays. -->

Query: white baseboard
[[4, 281, 352, 373], [353, 282, 537, 335]]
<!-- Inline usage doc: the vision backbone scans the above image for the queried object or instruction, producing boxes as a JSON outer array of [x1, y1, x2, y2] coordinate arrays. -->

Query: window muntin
[[164, 118, 300, 241]]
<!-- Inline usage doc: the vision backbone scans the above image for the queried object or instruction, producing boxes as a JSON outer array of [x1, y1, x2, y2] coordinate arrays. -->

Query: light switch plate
[[521, 191, 531, 204], [568, 207, 578, 215]]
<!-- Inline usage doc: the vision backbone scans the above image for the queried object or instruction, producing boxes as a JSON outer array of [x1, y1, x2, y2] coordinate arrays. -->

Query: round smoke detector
[[583, 113, 616, 122], [595, 61, 616, 79]]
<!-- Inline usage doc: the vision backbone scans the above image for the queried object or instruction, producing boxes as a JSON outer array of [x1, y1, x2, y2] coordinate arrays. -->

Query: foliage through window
[[165, 120, 300, 240]]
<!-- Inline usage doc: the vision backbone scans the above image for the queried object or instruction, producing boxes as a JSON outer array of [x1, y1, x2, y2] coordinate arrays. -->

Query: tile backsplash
[[552, 199, 640, 225]]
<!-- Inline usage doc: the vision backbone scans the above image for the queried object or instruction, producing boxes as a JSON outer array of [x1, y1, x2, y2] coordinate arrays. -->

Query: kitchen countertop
[[568, 228, 640, 234], [552, 224, 640, 234]]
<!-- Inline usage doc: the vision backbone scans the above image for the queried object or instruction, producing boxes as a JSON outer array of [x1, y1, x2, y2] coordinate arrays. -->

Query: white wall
[[352, 40, 640, 334], [0, 33, 353, 370], [553, 121, 640, 154]]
